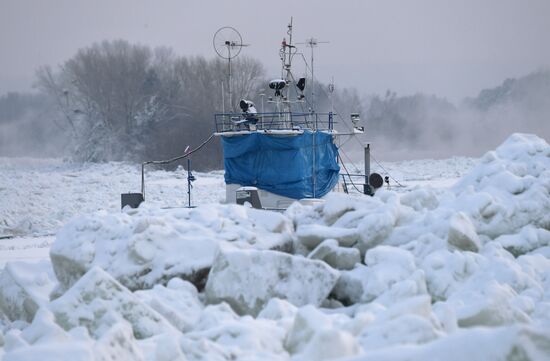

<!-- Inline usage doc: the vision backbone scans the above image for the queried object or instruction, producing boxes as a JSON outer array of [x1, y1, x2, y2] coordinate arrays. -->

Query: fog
[[2, 0, 550, 100], [364, 70, 550, 161], [1, 0, 550, 164]]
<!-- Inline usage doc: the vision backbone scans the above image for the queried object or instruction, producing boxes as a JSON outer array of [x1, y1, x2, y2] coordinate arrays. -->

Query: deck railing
[[214, 111, 335, 133]]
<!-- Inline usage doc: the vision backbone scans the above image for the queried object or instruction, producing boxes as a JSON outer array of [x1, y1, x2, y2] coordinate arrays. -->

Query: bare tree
[[35, 40, 266, 167], [36, 40, 174, 161]]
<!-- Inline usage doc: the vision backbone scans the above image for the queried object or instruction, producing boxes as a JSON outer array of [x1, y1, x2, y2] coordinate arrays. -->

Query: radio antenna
[[298, 37, 329, 112], [213, 27, 249, 111]]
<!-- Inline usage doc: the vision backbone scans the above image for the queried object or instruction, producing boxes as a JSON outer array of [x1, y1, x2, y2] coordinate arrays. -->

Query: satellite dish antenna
[[213, 27, 244, 59], [213, 27, 248, 111]]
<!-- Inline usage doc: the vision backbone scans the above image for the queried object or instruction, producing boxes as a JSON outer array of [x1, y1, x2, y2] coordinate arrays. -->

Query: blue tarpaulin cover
[[222, 131, 340, 199]]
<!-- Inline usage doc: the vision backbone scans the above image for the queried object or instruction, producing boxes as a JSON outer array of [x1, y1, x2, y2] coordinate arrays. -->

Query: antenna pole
[[221, 81, 225, 114], [285, 18, 293, 107], [213, 27, 248, 113], [289, 17, 293, 48], [330, 77, 334, 113], [228, 47, 232, 111], [279, 17, 295, 125], [300, 37, 329, 114], [187, 158, 192, 207], [311, 40, 314, 113]]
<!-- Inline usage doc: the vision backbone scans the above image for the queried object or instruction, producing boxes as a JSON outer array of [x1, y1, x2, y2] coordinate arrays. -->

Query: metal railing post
[[364, 144, 371, 195]]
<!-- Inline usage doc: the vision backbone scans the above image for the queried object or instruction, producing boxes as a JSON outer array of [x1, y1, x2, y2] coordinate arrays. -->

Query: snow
[[134, 278, 203, 333], [0, 260, 56, 323], [308, 239, 361, 270], [49, 203, 293, 294], [48, 266, 176, 339], [447, 212, 481, 252], [332, 247, 427, 307], [205, 244, 340, 316], [1, 133, 550, 360], [452, 133, 550, 238], [289, 310, 361, 361], [0, 236, 53, 268], [0, 157, 225, 237], [3, 308, 146, 361], [296, 224, 358, 249], [347, 325, 550, 361]]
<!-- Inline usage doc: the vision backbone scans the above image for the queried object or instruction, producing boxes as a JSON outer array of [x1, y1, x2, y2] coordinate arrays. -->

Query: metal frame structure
[[214, 111, 335, 134]]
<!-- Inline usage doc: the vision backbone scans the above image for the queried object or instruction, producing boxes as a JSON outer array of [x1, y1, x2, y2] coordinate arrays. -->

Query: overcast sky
[[1, 0, 549, 102]]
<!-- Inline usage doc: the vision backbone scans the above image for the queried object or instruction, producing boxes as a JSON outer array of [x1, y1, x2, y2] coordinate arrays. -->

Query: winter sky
[[1, 0, 549, 102]]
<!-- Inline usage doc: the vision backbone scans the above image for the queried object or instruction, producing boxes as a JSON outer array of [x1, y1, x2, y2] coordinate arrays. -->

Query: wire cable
[[337, 153, 364, 194], [141, 133, 216, 198], [370, 152, 405, 187], [339, 148, 363, 174], [308, 69, 408, 188]]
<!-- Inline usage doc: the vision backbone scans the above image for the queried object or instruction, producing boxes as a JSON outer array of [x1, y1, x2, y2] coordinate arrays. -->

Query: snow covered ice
[[1, 133, 550, 360], [49, 204, 293, 295], [205, 244, 340, 316]]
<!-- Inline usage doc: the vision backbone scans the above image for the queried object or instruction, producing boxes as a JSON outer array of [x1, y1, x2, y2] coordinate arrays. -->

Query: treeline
[[346, 70, 550, 160], [1, 39, 549, 165], [33, 40, 265, 169], [0, 39, 361, 169]]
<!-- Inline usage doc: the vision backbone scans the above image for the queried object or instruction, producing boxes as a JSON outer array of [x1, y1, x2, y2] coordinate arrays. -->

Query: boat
[[128, 19, 383, 211], [213, 20, 348, 210]]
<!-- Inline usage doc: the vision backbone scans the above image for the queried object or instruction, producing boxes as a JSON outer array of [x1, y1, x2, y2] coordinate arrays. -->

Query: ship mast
[[279, 17, 296, 116]]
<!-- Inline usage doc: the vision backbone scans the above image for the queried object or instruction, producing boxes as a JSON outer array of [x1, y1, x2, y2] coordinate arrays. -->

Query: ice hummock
[[1, 133, 550, 360]]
